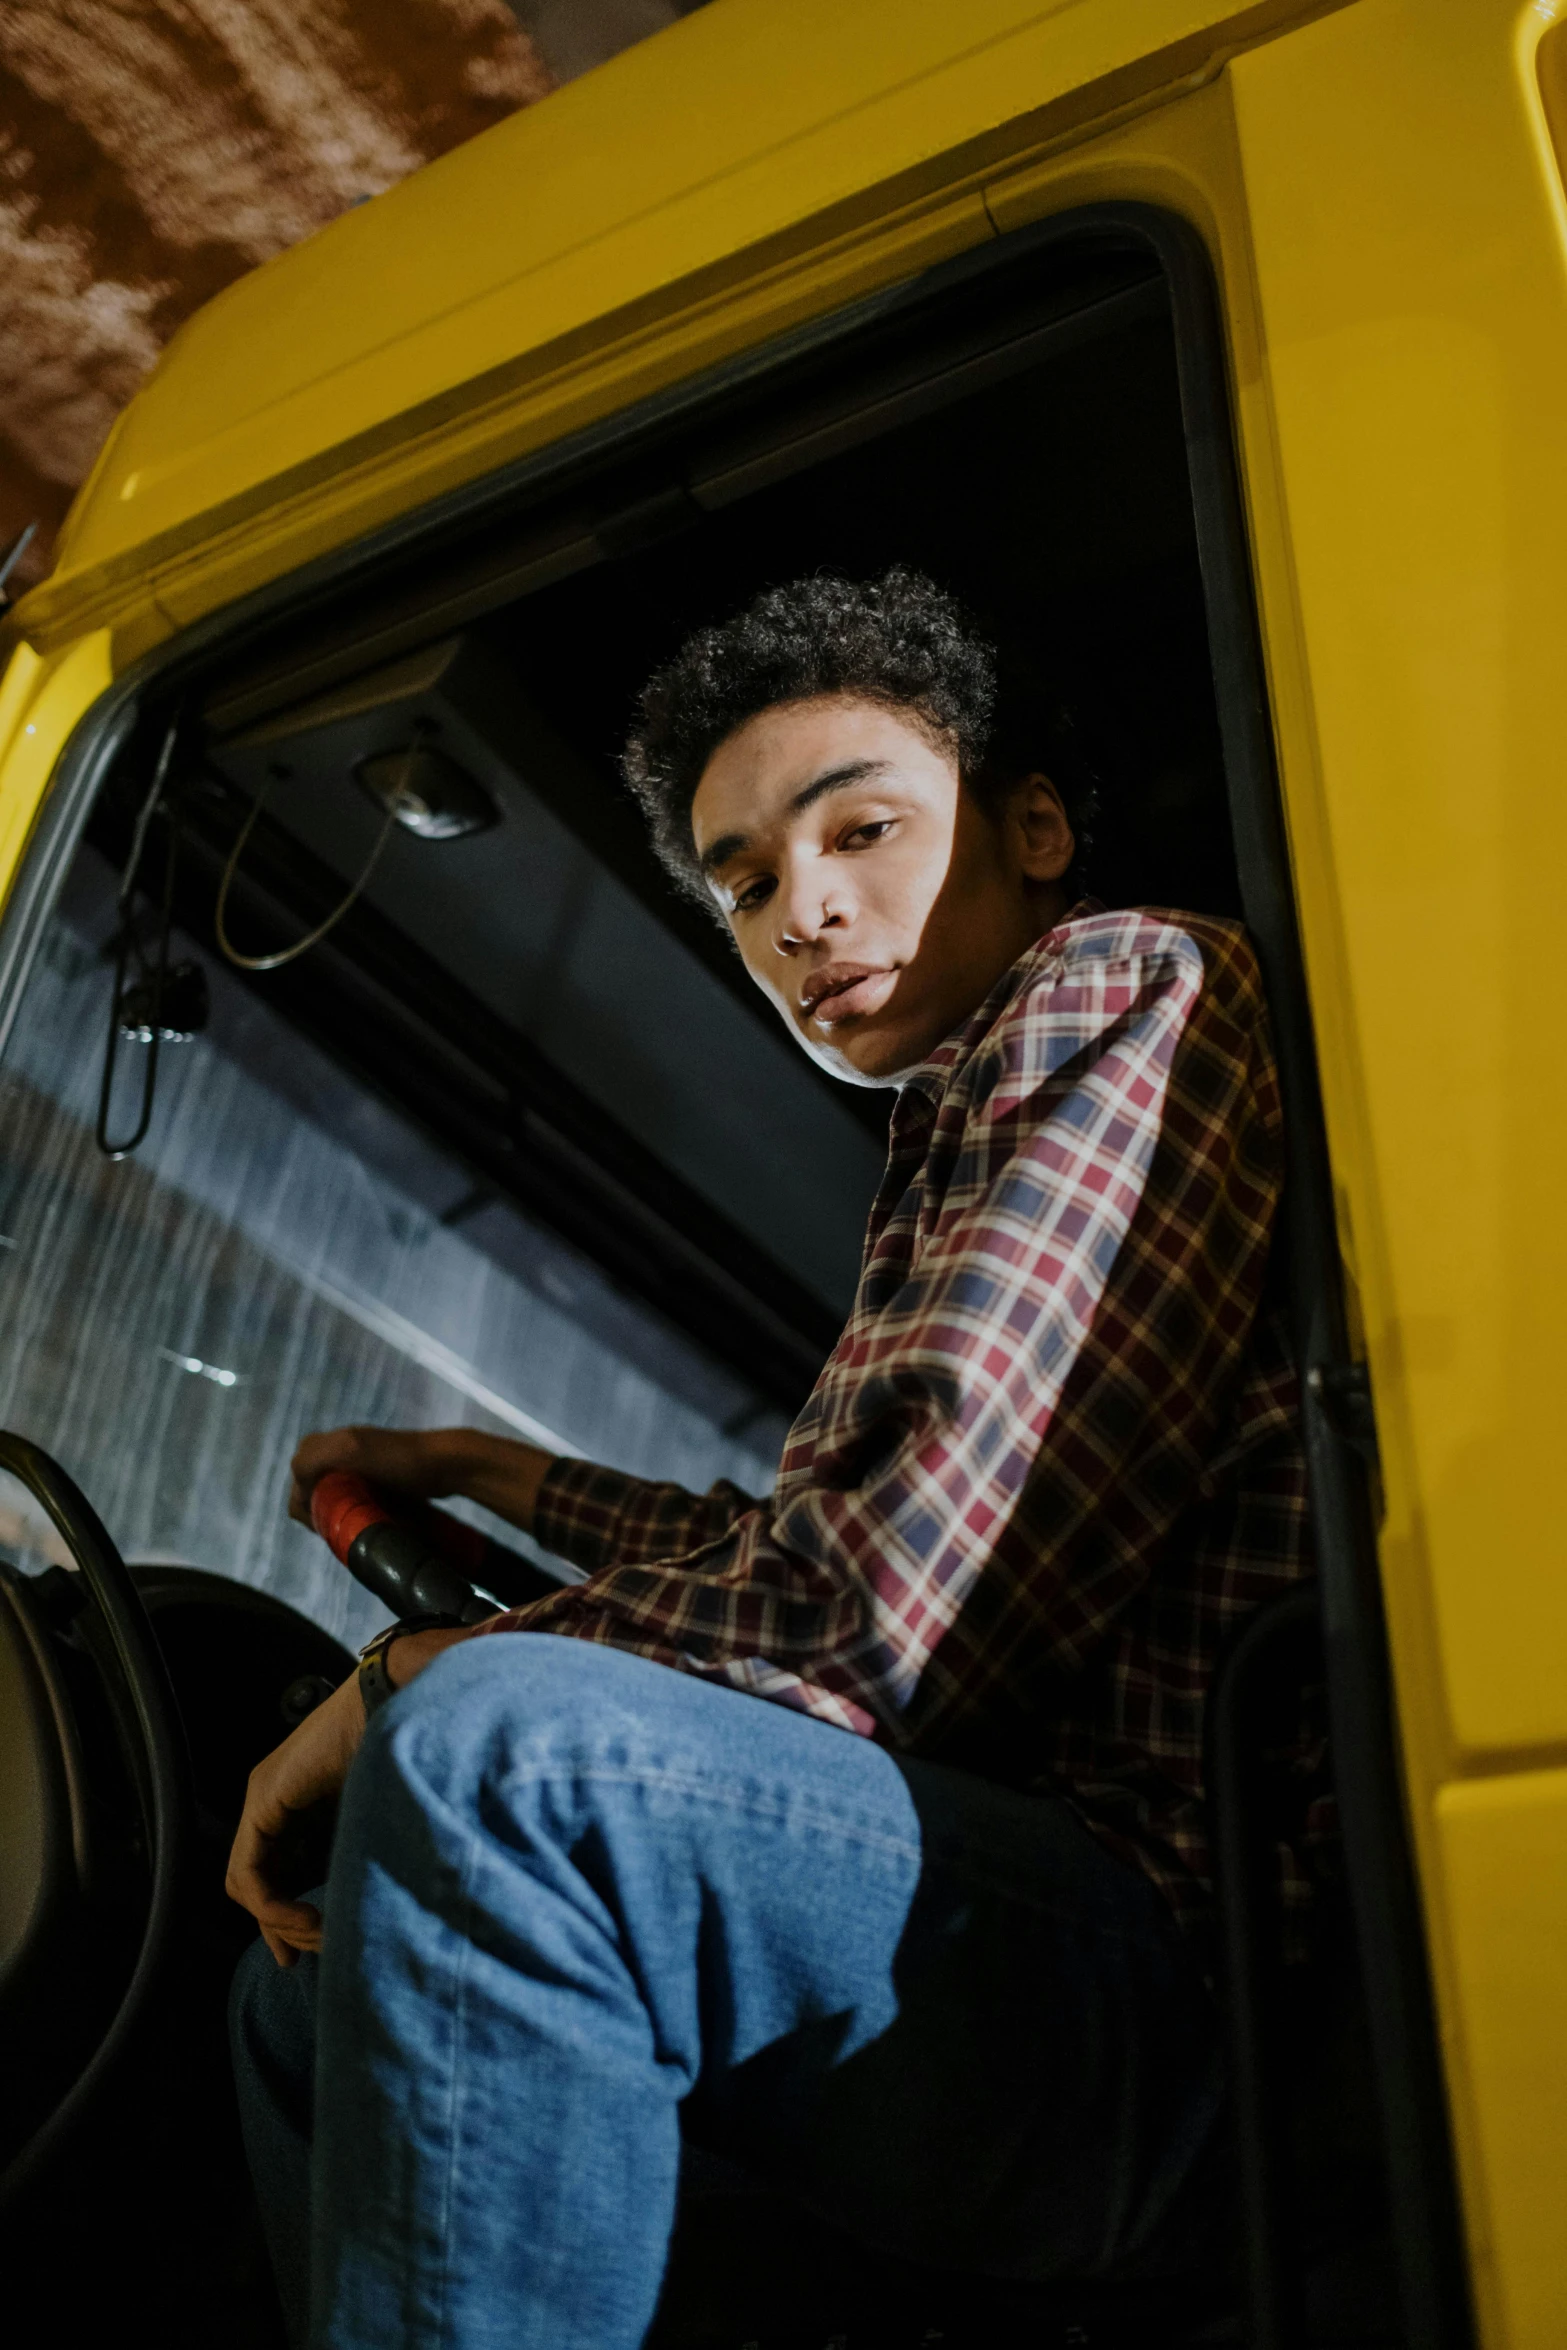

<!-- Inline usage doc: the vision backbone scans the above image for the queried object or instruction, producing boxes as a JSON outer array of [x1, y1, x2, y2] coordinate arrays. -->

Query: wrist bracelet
[[357, 1611, 463, 1721]]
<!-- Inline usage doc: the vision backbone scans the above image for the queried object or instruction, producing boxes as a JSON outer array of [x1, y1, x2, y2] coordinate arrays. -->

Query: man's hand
[[288, 1425, 466, 1527], [225, 1670, 366, 1968], [226, 1627, 476, 1967], [289, 1424, 556, 1536]]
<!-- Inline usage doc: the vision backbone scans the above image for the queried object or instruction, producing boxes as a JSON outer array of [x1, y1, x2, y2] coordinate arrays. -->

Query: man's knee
[[370, 1632, 707, 1791], [338, 1635, 673, 1876], [347, 1635, 824, 1915]]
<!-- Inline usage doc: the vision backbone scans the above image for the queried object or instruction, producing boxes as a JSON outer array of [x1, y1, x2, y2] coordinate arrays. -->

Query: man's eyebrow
[[698, 828, 750, 876], [789, 756, 893, 817], [697, 758, 895, 878]]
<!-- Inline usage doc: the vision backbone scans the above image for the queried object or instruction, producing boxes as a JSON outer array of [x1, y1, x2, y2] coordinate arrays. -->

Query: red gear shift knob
[[310, 1470, 397, 1564], [306, 1467, 559, 1619]]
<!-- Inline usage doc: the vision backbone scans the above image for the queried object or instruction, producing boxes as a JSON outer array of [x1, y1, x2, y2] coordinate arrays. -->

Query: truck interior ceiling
[[0, 209, 1456, 2348]]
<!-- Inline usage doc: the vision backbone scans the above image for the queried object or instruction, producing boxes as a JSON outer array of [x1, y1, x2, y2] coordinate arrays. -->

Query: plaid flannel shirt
[[478, 908, 1315, 1938]]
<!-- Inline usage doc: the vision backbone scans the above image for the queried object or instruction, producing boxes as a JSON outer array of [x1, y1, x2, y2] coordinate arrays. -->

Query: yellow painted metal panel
[[1229, 0, 1567, 1768], [0, 645, 44, 787], [1435, 1771, 1567, 2350], [143, 185, 995, 639], [0, 635, 113, 909], [1224, 10, 1567, 2337], [1536, 16, 1567, 196], [15, 0, 1336, 654]]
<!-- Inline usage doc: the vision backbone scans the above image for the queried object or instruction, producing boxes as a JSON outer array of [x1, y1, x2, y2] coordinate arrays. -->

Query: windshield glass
[[0, 845, 786, 1645]]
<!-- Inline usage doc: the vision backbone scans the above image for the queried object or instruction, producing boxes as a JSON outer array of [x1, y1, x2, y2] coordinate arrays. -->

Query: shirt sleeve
[[477, 918, 1281, 1752], [531, 1458, 760, 1573]]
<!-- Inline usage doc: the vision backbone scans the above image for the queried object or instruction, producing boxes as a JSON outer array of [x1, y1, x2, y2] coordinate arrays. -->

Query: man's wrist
[[357, 1615, 471, 1716], [385, 1622, 477, 1690]]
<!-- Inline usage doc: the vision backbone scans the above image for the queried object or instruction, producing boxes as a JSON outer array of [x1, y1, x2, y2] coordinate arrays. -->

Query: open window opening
[[0, 208, 1470, 2347], [2, 220, 1248, 1627]]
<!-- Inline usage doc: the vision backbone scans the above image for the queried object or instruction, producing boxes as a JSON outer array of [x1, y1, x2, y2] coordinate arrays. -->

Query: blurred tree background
[[0, 1, 708, 596]]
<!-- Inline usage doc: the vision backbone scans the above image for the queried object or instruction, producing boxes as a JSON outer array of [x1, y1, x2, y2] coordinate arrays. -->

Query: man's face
[[691, 695, 1075, 1085]]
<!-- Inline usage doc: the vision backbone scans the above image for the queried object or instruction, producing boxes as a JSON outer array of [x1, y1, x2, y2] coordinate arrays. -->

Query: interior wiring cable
[[96, 717, 183, 1160], [213, 760, 404, 973]]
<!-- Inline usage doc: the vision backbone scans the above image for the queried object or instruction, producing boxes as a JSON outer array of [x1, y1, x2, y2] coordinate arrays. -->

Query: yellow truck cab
[[0, 3, 1564, 2344]]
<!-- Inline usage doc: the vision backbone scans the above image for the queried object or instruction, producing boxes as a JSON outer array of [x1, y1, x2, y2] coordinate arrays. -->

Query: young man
[[228, 569, 1310, 2348]]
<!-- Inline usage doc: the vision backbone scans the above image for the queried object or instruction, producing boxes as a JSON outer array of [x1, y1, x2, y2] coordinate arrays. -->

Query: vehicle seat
[[648, 1584, 1401, 2350]]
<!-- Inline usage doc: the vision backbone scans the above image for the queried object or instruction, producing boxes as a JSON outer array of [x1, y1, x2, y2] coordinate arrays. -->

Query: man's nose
[[773, 856, 844, 955]]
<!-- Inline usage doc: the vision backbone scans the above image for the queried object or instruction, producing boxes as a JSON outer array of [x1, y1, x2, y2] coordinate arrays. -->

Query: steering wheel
[[0, 1431, 190, 2206]]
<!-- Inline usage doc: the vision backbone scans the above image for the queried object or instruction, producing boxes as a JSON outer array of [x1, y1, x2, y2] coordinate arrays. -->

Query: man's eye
[[733, 876, 775, 913], [843, 819, 894, 849]]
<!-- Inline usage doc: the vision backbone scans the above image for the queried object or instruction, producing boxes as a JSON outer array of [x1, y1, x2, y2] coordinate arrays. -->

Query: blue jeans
[[230, 1636, 1225, 2348]]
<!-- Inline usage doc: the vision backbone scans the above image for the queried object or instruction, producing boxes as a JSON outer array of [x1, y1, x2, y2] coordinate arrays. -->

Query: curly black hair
[[622, 567, 1095, 910]]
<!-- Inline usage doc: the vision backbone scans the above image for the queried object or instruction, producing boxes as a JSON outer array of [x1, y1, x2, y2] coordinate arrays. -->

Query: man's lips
[[799, 962, 897, 1027]]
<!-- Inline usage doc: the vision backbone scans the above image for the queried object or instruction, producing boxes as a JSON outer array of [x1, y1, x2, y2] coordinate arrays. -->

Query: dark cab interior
[[0, 210, 1467, 2348]]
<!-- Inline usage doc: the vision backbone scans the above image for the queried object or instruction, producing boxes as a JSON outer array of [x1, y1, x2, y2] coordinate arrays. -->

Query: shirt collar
[[894, 898, 1105, 1114]]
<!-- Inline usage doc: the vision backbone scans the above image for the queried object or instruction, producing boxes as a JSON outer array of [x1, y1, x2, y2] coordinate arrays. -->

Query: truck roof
[[18, 0, 1321, 648]]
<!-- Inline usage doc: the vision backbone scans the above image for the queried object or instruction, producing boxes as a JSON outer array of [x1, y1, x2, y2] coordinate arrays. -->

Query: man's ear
[[1010, 773, 1075, 883]]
